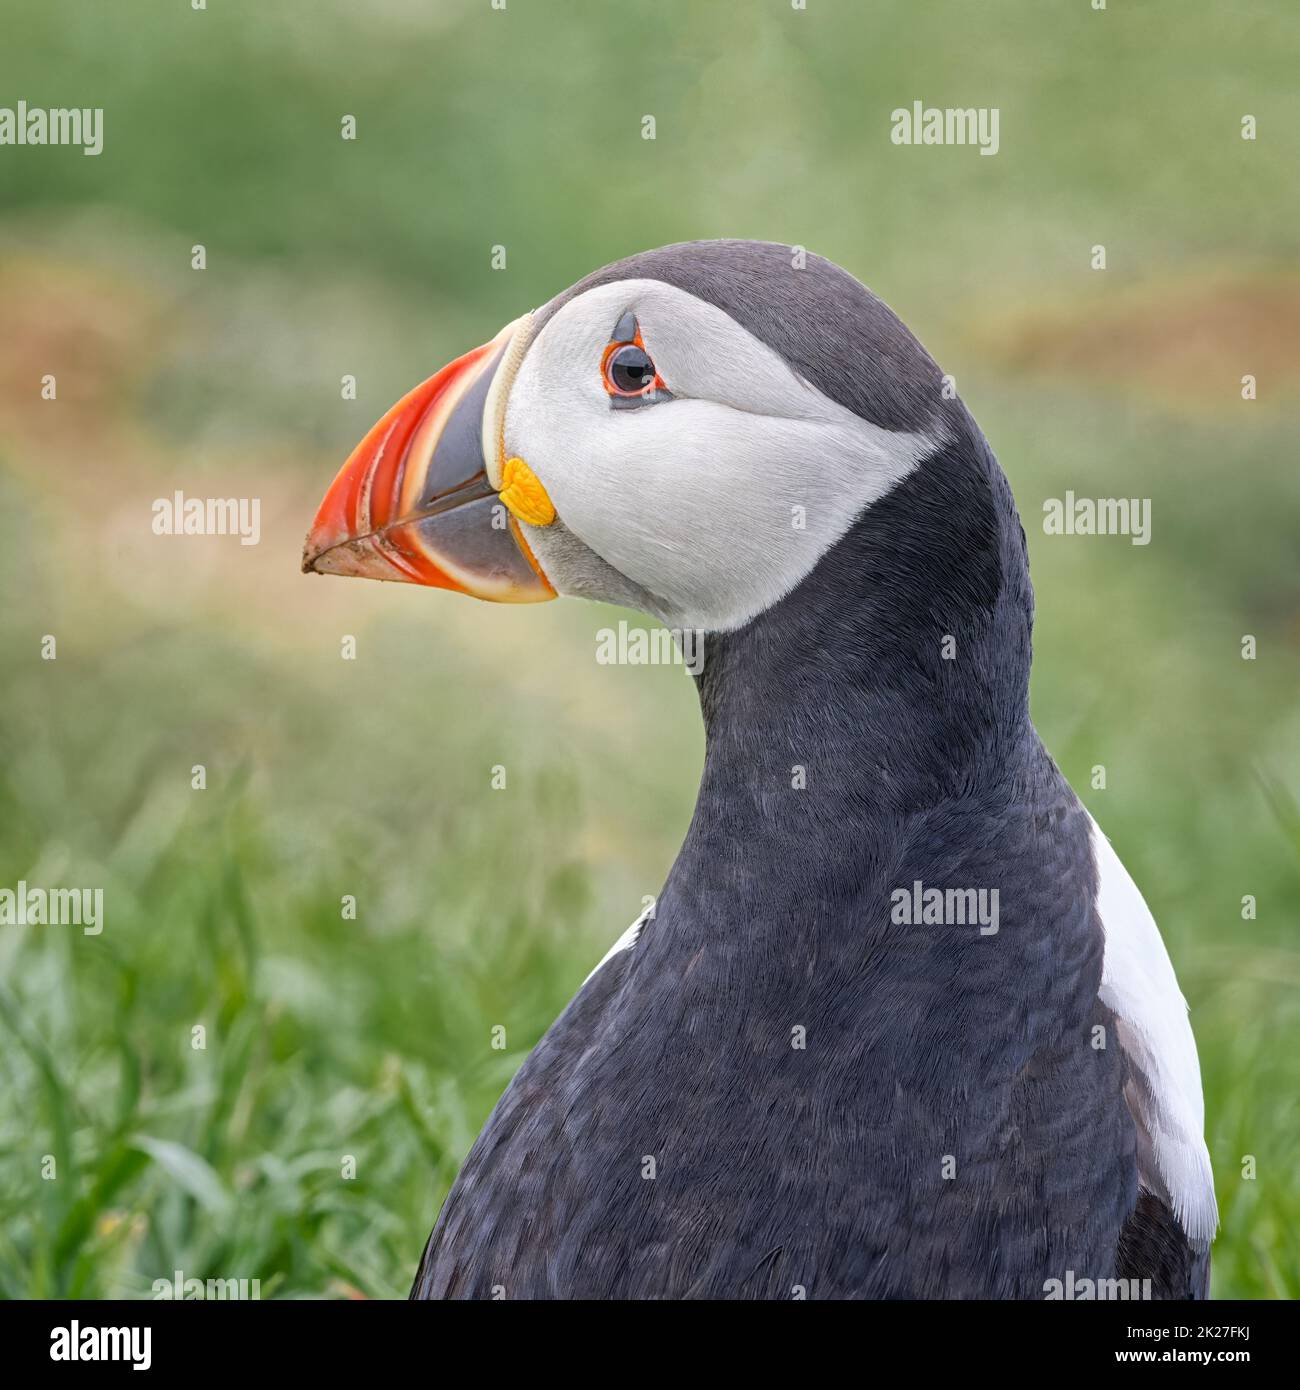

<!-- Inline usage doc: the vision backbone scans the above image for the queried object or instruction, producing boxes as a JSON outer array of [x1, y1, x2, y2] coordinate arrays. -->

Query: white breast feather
[[1091, 815, 1217, 1245], [583, 905, 652, 986]]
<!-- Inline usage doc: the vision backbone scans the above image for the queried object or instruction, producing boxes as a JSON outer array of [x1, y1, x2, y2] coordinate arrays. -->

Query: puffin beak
[[302, 316, 555, 602]]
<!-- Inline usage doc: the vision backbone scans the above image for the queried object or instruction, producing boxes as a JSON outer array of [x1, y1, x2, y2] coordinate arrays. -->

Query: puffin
[[302, 240, 1216, 1300]]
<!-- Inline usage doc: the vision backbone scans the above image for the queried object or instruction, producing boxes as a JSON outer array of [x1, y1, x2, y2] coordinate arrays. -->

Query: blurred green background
[[0, 0, 1296, 1299]]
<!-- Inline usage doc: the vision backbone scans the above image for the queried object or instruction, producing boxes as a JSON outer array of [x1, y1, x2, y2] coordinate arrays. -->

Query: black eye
[[605, 343, 657, 396]]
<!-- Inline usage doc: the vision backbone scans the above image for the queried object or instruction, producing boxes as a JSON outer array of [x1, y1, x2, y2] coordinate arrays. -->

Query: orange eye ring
[[600, 328, 666, 399]]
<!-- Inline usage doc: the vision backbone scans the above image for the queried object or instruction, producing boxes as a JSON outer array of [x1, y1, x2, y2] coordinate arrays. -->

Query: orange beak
[[302, 319, 554, 602]]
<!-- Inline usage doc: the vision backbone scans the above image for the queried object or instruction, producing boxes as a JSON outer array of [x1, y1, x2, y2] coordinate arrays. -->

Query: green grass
[[0, 594, 659, 1299], [0, 0, 1297, 1298]]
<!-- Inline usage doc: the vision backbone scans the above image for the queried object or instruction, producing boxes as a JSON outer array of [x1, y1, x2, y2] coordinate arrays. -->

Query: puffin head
[[302, 240, 981, 634]]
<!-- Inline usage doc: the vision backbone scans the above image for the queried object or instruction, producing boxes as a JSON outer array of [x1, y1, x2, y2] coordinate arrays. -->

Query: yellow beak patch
[[499, 456, 556, 528]]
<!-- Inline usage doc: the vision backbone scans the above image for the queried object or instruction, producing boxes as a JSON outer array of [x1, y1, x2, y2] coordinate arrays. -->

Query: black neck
[[690, 428, 1035, 827]]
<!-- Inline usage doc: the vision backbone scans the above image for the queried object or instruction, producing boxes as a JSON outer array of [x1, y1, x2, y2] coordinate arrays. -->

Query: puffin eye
[[604, 343, 657, 396], [600, 314, 671, 408]]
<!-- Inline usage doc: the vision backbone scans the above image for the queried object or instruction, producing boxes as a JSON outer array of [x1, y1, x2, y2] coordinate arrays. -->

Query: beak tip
[[301, 531, 331, 574], [302, 533, 419, 583]]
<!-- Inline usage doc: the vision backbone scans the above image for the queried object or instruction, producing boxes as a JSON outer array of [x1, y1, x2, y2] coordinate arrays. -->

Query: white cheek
[[523, 395, 931, 630], [555, 404, 827, 610]]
